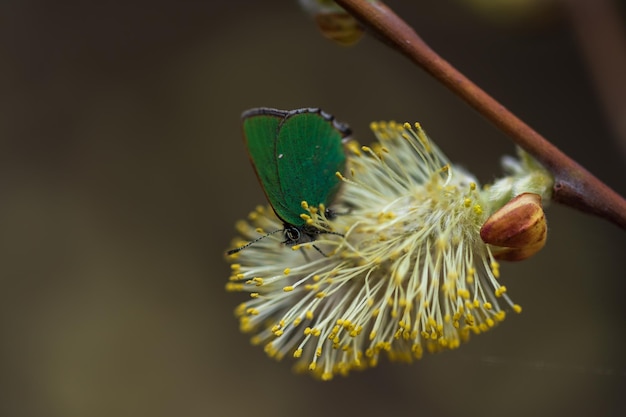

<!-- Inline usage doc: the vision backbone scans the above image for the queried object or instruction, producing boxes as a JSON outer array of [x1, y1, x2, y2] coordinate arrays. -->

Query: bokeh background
[[1, 1, 625, 416]]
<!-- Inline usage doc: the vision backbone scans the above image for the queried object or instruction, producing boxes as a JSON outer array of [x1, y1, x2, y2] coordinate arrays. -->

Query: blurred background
[[1, 0, 625, 416]]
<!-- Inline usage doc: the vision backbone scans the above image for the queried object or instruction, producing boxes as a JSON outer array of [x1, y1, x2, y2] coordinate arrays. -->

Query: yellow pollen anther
[[458, 289, 470, 299]]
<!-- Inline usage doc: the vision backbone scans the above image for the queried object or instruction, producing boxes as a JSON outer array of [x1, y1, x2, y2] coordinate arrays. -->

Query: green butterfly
[[228, 107, 351, 254]]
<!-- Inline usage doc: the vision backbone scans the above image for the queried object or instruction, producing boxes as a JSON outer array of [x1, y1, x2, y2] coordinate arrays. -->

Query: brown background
[[1, 1, 625, 416]]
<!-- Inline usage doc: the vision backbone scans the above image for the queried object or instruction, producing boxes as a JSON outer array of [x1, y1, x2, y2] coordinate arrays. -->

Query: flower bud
[[299, 0, 365, 46], [480, 192, 547, 261], [314, 12, 363, 46]]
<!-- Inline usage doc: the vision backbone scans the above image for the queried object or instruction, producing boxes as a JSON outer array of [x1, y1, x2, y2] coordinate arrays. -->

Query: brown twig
[[335, 0, 626, 229]]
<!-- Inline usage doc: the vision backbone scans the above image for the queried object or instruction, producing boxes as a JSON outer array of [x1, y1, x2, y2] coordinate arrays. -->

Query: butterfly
[[227, 107, 351, 255]]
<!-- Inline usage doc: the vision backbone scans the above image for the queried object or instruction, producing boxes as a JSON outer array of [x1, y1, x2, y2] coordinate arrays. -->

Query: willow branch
[[335, 0, 626, 230]]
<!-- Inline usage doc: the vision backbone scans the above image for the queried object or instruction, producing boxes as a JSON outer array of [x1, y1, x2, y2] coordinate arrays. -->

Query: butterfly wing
[[275, 108, 349, 224], [241, 107, 350, 227], [241, 108, 291, 223]]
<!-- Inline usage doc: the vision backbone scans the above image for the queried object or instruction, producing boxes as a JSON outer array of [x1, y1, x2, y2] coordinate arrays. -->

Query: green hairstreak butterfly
[[227, 107, 351, 255]]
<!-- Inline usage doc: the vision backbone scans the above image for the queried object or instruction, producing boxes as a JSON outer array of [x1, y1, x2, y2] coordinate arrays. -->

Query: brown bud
[[314, 13, 364, 46], [480, 193, 547, 262]]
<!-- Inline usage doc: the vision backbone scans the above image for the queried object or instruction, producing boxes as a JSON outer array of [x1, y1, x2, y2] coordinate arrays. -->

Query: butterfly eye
[[284, 226, 302, 244]]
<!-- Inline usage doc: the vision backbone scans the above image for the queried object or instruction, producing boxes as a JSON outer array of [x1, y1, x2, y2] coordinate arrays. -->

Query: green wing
[[275, 109, 347, 225], [241, 108, 286, 221], [241, 108, 349, 227]]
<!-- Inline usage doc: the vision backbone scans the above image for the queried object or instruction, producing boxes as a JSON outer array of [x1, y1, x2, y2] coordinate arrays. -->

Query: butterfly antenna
[[226, 229, 283, 255]]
